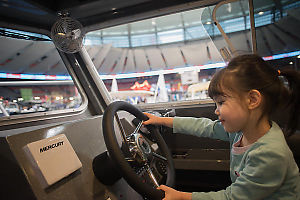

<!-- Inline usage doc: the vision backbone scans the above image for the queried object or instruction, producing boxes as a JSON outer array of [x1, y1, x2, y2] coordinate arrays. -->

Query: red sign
[[130, 80, 151, 91]]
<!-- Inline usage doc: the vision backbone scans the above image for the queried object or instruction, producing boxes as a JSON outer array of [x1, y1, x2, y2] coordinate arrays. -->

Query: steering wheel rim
[[102, 101, 175, 200]]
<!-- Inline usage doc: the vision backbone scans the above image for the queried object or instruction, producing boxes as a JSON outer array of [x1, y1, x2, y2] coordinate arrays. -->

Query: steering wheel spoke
[[152, 152, 167, 161], [125, 157, 136, 162], [134, 164, 161, 188], [145, 164, 160, 187]]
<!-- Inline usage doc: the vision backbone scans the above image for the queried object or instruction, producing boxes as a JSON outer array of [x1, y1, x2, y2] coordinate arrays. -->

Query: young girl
[[143, 54, 300, 200]]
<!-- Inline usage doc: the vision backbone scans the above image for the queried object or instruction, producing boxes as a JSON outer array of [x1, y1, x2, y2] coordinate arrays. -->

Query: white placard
[[24, 134, 82, 188], [180, 71, 199, 85]]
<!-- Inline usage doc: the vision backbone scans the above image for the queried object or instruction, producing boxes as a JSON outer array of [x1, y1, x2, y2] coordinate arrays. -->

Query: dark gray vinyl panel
[[5, 116, 109, 200]]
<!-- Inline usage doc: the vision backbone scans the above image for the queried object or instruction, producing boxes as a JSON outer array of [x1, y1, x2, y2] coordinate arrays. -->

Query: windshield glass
[[84, 0, 299, 105], [86, 6, 225, 104], [0, 29, 83, 117], [253, 0, 300, 57]]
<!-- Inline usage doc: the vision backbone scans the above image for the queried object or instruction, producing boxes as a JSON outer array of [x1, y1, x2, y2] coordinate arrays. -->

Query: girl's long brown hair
[[208, 54, 300, 137]]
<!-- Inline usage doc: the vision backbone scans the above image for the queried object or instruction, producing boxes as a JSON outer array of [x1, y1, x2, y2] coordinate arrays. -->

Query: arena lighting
[[0, 73, 71, 80], [263, 50, 300, 61], [0, 51, 299, 81], [0, 62, 226, 80], [101, 62, 226, 79], [258, 11, 264, 15]]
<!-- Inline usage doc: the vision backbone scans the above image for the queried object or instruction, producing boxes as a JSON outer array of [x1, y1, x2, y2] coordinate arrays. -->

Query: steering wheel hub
[[128, 134, 152, 164], [138, 135, 151, 155]]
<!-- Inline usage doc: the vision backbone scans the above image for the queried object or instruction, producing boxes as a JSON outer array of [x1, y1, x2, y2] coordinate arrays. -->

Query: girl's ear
[[247, 89, 262, 110]]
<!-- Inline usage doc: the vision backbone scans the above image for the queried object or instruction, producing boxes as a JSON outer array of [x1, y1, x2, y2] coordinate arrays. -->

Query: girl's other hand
[[157, 185, 192, 200]]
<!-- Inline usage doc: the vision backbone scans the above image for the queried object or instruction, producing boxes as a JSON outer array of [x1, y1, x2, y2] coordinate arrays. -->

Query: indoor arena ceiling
[[0, 0, 300, 76], [0, 0, 222, 33]]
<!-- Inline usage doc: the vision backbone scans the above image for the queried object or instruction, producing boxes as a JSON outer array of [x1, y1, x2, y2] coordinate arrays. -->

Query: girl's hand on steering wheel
[[143, 112, 162, 126], [157, 185, 192, 200]]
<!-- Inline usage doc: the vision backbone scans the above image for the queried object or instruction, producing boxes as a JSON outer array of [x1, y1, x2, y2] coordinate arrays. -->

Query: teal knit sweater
[[173, 117, 300, 200]]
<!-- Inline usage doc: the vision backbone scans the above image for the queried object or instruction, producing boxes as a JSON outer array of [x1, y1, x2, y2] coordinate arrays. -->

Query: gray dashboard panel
[[6, 116, 109, 200]]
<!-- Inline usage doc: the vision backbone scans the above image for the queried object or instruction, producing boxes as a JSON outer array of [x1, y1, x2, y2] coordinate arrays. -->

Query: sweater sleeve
[[173, 117, 230, 141], [191, 146, 288, 200]]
